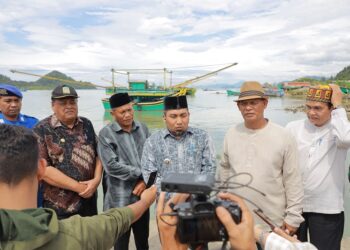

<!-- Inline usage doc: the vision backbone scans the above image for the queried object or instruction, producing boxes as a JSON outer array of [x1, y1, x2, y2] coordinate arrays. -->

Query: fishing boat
[[102, 63, 238, 111], [102, 80, 187, 111], [264, 88, 284, 97], [105, 86, 128, 95], [226, 89, 240, 96], [340, 86, 350, 94], [172, 87, 196, 96]]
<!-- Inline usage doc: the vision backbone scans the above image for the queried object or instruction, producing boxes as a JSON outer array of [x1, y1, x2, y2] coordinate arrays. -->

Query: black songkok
[[164, 96, 188, 110], [109, 93, 131, 109]]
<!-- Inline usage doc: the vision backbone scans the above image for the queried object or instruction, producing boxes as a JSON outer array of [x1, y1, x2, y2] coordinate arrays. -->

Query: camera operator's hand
[[128, 185, 156, 224], [140, 185, 157, 207], [156, 192, 189, 250], [216, 192, 256, 250]]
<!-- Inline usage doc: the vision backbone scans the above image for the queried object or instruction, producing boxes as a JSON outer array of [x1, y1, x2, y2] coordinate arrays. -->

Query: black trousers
[[114, 208, 150, 250], [297, 212, 344, 250]]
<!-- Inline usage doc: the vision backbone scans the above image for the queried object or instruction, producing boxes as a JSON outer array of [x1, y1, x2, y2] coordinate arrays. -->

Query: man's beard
[[169, 130, 185, 137]]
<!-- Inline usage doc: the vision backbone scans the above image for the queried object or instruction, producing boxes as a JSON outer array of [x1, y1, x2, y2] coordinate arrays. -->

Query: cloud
[[0, 0, 349, 84], [138, 17, 181, 35]]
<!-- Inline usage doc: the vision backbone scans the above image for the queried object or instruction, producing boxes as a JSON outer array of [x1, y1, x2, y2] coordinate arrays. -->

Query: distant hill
[[291, 66, 350, 83], [0, 70, 96, 90], [335, 66, 350, 80], [292, 77, 324, 84]]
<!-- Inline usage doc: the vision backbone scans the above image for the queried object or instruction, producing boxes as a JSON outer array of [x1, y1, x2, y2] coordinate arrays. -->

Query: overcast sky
[[0, 0, 349, 86]]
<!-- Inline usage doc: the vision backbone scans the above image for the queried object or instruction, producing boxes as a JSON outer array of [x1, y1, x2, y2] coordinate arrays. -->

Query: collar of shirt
[[305, 118, 331, 133], [162, 126, 194, 139], [111, 120, 140, 133], [0, 112, 22, 123], [50, 114, 83, 129]]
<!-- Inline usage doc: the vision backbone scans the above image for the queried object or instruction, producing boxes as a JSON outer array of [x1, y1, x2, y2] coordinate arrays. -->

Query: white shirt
[[265, 232, 317, 250], [286, 108, 350, 214], [220, 121, 304, 228]]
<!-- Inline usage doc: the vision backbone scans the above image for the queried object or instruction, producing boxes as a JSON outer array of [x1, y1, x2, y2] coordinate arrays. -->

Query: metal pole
[[163, 68, 167, 89], [111, 68, 115, 90], [170, 71, 173, 87]]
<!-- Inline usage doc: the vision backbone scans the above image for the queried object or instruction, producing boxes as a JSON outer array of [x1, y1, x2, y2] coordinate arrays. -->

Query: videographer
[[157, 191, 317, 250], [0, 124, 157, 250], [156, 191, 255, 250]]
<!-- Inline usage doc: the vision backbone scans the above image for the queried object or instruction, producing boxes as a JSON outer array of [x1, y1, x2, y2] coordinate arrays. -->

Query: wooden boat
[[105, 86, 128, 95], [340, 86, 350, 94], [102, 86, 186, 111], [102, 63, 238, 111], [264, 88, 284, 97], [172, 87, 196, 96]]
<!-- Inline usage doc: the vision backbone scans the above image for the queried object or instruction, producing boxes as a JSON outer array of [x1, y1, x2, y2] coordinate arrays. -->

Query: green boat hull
[[102, 98, 164, 111], [340, 87, 350, 94], [227, 90, 240, 96], [105, 87, 128, 95], [102, 83, 187, 111]]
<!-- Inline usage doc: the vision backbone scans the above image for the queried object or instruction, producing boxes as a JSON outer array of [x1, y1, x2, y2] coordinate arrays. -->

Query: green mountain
[[335, 66, 350, 80], [0, 70, 96, 90], [291, 65, 350, 84]]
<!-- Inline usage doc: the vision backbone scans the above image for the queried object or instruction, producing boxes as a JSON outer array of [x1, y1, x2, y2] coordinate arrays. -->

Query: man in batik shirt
[[141, 95, 216, 190], [33, 85, 102, 219]]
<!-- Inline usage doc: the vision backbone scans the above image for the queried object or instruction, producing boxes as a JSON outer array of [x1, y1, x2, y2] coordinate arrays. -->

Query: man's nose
[[175, 117, 182, 124], [308, 108, 316, 115], [245, 105, 253, 111]]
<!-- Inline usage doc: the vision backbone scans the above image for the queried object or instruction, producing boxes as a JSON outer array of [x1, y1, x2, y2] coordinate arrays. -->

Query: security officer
[[0, 84, 38, 129]]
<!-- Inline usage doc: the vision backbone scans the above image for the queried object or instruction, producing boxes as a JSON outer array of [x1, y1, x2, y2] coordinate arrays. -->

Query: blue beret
[[0, 84, 23, 98]]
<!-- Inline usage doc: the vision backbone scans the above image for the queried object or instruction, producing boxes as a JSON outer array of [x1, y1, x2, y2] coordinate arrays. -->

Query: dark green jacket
[[0, 207, 134, 250]]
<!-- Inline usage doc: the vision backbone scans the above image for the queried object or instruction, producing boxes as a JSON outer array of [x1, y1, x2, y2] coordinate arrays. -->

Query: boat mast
[[163, 68, 167, 89], [111, 68, 116, 91], [171, 62, 238, 88]]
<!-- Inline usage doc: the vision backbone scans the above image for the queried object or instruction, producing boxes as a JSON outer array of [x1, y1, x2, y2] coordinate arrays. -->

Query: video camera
[[161, 173, 242, 244]]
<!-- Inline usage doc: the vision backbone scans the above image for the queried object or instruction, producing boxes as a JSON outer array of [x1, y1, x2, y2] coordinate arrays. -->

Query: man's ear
[[37, 158, 47, 181], [264, 98, 269, 108]]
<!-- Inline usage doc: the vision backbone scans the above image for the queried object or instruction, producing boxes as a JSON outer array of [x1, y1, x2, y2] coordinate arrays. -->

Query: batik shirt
[[141, 127, 216, 189], [33, 115, 98, 218], [98, 121, 149, 209]]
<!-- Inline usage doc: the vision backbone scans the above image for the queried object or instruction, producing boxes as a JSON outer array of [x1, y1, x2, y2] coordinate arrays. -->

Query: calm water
[[21, 89, 350, 236]]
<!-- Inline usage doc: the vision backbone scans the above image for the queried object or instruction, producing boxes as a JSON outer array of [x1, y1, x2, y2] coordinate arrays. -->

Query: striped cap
[[235, 81, 266, 102]]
